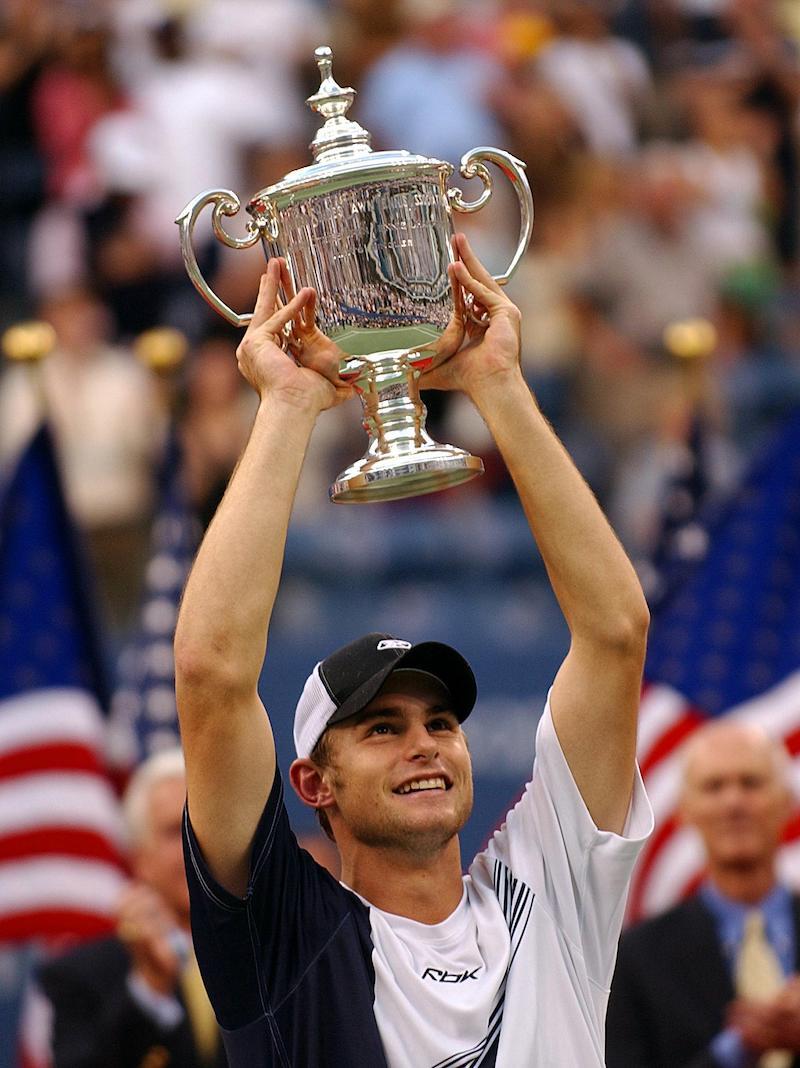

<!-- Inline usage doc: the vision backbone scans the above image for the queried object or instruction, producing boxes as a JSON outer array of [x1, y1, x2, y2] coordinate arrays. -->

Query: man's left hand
[[420, 232, 522, 400]]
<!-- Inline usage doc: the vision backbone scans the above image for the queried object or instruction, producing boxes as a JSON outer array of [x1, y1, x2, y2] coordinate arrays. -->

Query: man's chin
[[400, 806, 472, 850], [352, 812, 466, 854], [715, 849, 771, 870]]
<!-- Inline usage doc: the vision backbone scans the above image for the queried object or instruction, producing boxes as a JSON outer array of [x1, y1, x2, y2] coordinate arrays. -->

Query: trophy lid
[[247, 46, 452, 213]]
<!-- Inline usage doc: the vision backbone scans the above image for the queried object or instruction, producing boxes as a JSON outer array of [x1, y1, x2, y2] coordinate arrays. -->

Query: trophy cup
[[176, 46, 533, 503]]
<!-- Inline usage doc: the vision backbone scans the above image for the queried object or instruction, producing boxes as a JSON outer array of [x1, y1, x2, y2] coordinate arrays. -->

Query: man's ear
[[289, 758, 336, 812]]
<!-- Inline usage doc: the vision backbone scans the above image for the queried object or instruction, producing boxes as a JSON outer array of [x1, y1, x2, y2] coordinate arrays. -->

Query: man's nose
[[720, 784, 749, 810], [407, 724, 438, 760]]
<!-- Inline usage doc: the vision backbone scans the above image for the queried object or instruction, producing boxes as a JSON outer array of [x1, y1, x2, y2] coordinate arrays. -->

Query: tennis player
[[175, 234, 653, 1066]]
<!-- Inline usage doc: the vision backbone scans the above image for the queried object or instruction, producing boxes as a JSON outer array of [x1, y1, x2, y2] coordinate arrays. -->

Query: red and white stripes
[[0, 688, 128, 943]]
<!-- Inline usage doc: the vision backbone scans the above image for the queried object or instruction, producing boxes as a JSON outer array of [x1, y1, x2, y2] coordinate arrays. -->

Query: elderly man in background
[[39, 749, 227, 1068], [607, 720, 800, 1068]]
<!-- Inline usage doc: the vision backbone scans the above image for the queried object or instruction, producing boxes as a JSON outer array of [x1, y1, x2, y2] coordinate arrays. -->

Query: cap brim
[[327, 641, 477, 727]]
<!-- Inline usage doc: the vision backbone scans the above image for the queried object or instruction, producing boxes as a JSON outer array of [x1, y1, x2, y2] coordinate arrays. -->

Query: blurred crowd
[[3, 0, 800, 638]]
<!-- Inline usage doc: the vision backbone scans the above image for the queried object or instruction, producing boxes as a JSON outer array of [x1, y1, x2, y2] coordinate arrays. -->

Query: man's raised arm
[[424, 235, 649, 833], [173, 260, 353, 896]]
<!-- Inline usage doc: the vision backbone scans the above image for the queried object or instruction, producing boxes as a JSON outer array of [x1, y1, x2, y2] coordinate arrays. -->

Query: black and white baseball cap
[[293, 632, 477, 759]]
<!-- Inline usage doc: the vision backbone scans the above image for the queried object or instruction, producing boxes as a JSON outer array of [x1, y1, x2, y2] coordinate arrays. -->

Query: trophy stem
[[330, 350, 484, 504]]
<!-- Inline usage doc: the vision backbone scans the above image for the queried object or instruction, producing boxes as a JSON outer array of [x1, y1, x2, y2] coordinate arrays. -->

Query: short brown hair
[[309, 730, 337, 842]]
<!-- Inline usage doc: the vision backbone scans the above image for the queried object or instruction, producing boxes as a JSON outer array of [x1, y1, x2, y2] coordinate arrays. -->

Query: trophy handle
[[447, 148, 534, 285], [175, 189, 274, 328]]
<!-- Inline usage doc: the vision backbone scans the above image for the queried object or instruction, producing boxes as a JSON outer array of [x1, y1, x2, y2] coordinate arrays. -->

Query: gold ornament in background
[[134, 327, 189, 374], [662, 318, 718, 361], [1, 321, 57, 363]]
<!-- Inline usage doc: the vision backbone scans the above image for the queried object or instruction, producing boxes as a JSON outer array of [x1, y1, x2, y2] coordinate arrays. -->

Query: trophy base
[[330, 446, 484, 504]]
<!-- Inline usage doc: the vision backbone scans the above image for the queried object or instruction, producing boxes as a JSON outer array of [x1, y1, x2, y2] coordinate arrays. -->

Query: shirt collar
[[700, 880, 791, 925]]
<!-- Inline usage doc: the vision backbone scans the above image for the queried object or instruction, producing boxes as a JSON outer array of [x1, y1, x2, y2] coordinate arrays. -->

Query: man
[[39, 749, 227, 1068], [174, 235, 653, 1066], [607, 720, 800, 1067]]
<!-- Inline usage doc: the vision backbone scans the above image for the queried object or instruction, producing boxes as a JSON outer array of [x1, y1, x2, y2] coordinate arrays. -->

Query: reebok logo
[[421, 967, 481, 983], [377, 639, 412, 651]]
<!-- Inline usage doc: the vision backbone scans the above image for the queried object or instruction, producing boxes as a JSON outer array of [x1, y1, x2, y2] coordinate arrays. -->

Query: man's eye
[[368, 723, 394, 736], [429, 718, 454, 732]]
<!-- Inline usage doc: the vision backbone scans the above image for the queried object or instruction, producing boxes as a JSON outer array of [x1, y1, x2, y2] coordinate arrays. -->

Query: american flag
[[107, 430, 198, 772], [630, 411, 800, 921], [0, 425, 127, 944]]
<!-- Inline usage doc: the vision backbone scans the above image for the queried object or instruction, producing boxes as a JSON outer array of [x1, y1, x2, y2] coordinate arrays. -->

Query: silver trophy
[[176, 46, 533, 503]]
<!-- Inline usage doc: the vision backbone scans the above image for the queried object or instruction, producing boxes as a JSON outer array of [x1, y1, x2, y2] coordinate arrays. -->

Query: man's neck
[[340, 836, 464, 924], [707, 863, 778, 906]]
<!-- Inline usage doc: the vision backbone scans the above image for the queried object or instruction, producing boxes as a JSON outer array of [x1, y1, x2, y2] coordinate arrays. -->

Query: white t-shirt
[[360, 701, 653, 1066]]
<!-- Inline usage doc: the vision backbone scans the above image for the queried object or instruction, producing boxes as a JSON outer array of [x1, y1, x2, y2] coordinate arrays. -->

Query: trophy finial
[[315, 45, 333, 82], [306, 45, 371, 161]]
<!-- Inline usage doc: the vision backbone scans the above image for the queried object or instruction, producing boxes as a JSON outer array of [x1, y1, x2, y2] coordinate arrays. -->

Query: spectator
[[0, 287, 163, 633], [89, 15, 301, 267], [25, 17, 128, 300], [179, 331, 258, 529], [38, 748, 228, 1067], [670, 68, 773, 271], [574, 146, 720, 352], [607, 720, 800, 1068], [535, 0, 653, 158], [0, 0, 52, 321], [712, 262, 800, 451], [31, 20, 125, 207], [358, 0, 506, 165]]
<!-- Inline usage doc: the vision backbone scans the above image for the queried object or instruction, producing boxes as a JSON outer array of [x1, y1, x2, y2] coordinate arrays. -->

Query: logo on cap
[[377, 639, 412, 651]]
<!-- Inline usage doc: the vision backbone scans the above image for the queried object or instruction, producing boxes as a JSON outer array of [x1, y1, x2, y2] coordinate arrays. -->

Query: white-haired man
[[39, 748, 227, 1067], [607, 720, 800, 1068]]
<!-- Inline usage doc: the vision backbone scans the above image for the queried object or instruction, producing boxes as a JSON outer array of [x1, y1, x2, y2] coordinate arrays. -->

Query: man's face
[[322, 671, 474, 858], [680, 726, 791, 873], [133, 774, 190, 921]]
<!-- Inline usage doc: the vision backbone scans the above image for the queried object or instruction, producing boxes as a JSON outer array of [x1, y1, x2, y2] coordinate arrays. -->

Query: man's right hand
[[117, 883, 185, 997], [235, 257, 355, 413]]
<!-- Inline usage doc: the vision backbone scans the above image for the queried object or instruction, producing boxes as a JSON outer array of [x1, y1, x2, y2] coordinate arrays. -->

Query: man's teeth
[[397, 778, 446, 794]]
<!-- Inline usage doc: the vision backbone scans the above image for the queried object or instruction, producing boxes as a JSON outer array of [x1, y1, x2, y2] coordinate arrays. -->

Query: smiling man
[[174, 237, 653, 1067]]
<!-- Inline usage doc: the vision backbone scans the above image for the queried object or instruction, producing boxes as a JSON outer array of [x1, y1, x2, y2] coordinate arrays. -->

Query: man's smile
[[394, 775, 452, 795]]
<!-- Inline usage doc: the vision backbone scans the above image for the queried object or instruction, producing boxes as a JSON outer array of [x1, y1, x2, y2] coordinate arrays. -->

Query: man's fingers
[[447, 262, 465, 321], [295, 343, 343, 383], [297, 288, 318, 335], [454, 233, 503, 295], [247, 259, 283, 333], [280, 259, 296, 302], [295, 334, 351, 389], [277, 287, 313, 321], [452, 259, 507, 312], [260, 287, 314, 341]]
